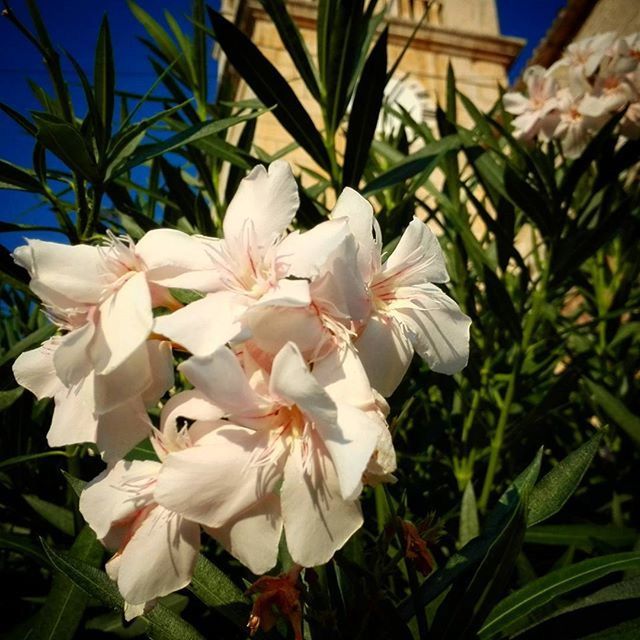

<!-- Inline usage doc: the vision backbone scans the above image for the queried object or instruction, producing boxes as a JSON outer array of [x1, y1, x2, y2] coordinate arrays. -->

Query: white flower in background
[[153, 342, 388, 573], [503, 66, 560, 141], [332, 189, 471, 396]]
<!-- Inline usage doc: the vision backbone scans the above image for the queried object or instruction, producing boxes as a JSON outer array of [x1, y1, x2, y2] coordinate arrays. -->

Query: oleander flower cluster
[[11, 161, 470, 616], [504, 31, 640, 157]]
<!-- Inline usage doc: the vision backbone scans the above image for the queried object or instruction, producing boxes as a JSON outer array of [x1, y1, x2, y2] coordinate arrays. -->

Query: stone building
[[217, 0, 524, 167]]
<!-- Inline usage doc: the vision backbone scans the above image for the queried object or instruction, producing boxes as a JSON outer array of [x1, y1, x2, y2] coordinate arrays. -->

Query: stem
[[83, 185, 103, 239], [74, 174, 89, 240], [478, 261, 551, 512]]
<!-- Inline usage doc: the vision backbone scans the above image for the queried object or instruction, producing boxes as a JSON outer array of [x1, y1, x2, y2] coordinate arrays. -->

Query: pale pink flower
[[153, 161, 308, 358], [549, 32, 617, 82], [79, 413, 207, 611], [13, 338, 172, 460], [331, 189, 471, 396], [153, 342, 388, 573], [503, 66, 560, 141], [555, 87, 607, 158]]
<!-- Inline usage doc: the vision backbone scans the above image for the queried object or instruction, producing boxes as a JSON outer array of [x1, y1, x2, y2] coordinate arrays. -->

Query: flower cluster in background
[[11, 161, 471, 618], [504, 32, 640, 157]]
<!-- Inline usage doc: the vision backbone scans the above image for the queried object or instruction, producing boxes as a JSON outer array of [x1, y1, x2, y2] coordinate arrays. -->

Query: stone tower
[[218, 0, 524, 168]]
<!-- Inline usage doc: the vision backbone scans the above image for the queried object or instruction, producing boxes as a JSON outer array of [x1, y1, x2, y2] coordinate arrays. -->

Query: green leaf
[[116, 110, 264, 176], [318, 0, 367, 133], [95, 15, 115, 149], [32, 526, 103, 640], [343, 27, 388, 188], [62, 471, 86, 498], [124, 438, 159, 462], [519, 576, 640, 634], [169, 288, 204, 305], [0, 387, 24, 412], [189, 555, 247, 625], [32, 113, 99, 181], [580, 617, 640, 640], [259, 0, 321, 101], [24, 495, 75, 536], [0, 451, 71, 471], [479, 552, 640, 639], [208, 7, 330, 172], [0, 159, 43, 192], [583, 379, 640, 447], [459, 480, 480, 546], [363, 135, 460, 195], [528, 430, 604, 526], [0, 102, 38, 136], [525, 524, 637, 550], [106, 101, 192, 179], [41, 541, 206, 640]]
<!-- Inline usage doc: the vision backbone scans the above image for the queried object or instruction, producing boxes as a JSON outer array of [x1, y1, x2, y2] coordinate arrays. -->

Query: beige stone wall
[[575, 0, 640, 39]]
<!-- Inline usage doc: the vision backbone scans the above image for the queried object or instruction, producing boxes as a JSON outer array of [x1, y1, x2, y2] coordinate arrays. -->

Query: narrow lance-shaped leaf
[[189, 555, 248, 626], [362, 134, 461, 195], [583, 379, 640, 447], [0, 159, 43, 193], [95, 15, 115, 150], [259, 0, 321, 101], [528, 430, 604, 526], [115, 109, 264, 176], [32, 526, 103, 640], [343, 27, 388, 188], [207, 6, 331, 172], [41, 541, 207, 640], [32, 112, 99, 182], [479, 552, 640, 639]]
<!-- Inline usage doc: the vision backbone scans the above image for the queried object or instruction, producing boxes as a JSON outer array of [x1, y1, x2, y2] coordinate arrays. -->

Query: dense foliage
[[0, 1, 639, 639]]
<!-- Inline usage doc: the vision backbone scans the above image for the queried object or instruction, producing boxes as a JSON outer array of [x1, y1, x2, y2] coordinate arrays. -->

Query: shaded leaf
[[208, 7, 330, 171], [479, 552, 640, 639], [528, 430, 604, 526]]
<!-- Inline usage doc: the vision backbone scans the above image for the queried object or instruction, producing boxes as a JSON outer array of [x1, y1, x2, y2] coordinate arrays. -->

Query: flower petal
[[14, 240, 110, 307], [153, 290, 246, 357], [79, 459, 161, 542], [95, 398, 154, 462], [53, 322, 96, 387], [93, 341, 152, 414], [383, 218, 449, 284], [330, 187, 382, 282], [154, 426, 285, 528], [398, 283, 471, 375], [141, 340, 175, 407], [269, 342, 337, 427], [282, 440, 363, 567], [354, 314, 414, 397], [94, 272, 153, 375], [48, 377, 97, 448], [223, 161, 299, 246], [179, 346, 267, 417], [117, 507, 200, 605], [12, 340, 63, 400], [205, 493, 282, 575]]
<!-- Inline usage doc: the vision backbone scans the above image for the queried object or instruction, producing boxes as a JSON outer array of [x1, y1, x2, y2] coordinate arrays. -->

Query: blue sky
[[0, 0, 567, 249]]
